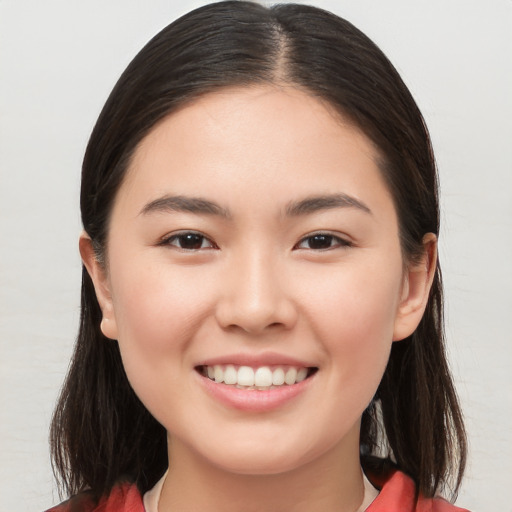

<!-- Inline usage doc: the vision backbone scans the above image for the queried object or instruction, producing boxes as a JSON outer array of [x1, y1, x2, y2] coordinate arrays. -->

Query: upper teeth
[[205, 365, 309, 389]]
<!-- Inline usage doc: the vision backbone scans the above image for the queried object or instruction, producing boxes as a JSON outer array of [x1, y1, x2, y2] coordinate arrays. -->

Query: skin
[[81, 85, 436, 511]]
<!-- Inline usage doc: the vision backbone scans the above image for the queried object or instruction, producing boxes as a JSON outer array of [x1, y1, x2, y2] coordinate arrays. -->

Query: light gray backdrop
[[1, 1, 511, 510]]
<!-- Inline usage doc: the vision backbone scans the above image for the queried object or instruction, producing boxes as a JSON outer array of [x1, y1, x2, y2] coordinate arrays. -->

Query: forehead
[[117, 85, 391, 217]]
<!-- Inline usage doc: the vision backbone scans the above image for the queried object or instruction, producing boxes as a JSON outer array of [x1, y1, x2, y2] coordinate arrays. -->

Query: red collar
[[367, 470, 469, 512], [47, 470, 469, 512]]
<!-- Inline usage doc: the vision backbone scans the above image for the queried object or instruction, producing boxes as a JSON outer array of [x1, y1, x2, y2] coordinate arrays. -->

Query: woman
[[47, 2, 468, 510]]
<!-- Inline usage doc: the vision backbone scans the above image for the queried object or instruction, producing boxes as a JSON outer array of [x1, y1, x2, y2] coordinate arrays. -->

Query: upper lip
[[196, 351, 316, 368]]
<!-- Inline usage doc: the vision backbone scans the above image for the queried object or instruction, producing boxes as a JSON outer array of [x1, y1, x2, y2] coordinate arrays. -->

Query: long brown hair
[[50, 0, 466, 502]]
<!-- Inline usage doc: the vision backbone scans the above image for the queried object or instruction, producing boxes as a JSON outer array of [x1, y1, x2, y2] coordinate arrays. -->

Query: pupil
[[180, 234, 203, 249], [309, 235, 332, 249]]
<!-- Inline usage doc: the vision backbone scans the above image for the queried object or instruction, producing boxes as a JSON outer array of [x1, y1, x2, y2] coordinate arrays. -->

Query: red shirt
[[46, 470, 470, 511]]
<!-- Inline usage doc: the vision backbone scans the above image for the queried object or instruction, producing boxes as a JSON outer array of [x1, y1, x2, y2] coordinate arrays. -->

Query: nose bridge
[[216, 245, 296, 333]]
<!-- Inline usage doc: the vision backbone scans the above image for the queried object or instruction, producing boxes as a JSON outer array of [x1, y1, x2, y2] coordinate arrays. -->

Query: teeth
[[214, 365, 224, 383], [284, 367, 297, 385], [237, 366, 255, 386], [272, 367, 285, 386], [254, 367, 273, 387], [296, 367, 308, 382], [204, 364, 312, 389], [224, 365, 237, 385]]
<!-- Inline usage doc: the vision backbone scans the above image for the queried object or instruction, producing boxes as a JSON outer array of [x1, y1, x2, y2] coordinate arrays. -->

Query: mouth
[[195, 364, 318, 391]]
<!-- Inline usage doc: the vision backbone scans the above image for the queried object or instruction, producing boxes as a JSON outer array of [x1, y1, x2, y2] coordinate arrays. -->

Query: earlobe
[[393, 233, 437, 341], [79, 232, 118, 340]]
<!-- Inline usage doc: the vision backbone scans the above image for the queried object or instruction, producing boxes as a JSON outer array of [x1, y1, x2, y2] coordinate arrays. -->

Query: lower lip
[[197, 372, 314, 412]]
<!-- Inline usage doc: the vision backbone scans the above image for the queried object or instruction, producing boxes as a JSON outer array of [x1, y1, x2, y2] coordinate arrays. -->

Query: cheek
[[304, 259, 403, 381], [108, 261, 215, 390], [107, 263, 219, 428], [111, 259, 208, 341]]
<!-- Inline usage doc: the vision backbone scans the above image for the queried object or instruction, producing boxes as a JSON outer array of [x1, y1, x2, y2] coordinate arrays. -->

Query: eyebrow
[[140, 195, 231, 218], [139, 192, 371, 219], [285, 193, 372, 216]]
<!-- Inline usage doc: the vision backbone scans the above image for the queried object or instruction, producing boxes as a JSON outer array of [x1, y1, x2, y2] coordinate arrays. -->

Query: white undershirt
[[143, 469, 379, 511], [143, 470, 167, 512]]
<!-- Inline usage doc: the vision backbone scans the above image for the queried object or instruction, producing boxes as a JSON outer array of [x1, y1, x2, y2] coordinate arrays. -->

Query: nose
[[215, 250, 298, 335]]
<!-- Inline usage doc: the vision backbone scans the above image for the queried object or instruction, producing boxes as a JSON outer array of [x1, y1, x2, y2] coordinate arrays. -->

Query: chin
[[192, 431, 327, 477], [209, 450, 306, 476]]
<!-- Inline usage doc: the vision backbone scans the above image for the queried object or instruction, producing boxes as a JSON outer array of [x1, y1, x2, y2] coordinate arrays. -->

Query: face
[[84, 85, 433, 477]]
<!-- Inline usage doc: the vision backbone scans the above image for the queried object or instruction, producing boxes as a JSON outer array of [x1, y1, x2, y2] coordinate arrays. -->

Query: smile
[[197, 365, 318, 390]]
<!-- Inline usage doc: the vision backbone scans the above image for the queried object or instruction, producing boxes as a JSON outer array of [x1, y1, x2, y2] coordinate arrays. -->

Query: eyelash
[[160, 231, 352, 252], [160, 231, 217, 251], [294, 233, 352, 251]]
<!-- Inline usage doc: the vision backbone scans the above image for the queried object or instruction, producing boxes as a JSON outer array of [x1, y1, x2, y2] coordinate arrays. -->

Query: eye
[[295, 233, 351, 250], [162, 231, 216, 251]]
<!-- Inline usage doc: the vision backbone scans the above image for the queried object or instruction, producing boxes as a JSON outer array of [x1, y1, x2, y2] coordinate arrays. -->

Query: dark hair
[[50, 0, 466, 502]]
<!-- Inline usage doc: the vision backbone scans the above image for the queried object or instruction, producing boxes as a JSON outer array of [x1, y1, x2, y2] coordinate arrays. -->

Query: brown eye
[[306, 234, 334, 249], [165, 232, 215, 250], [295, 233, 351, 250]]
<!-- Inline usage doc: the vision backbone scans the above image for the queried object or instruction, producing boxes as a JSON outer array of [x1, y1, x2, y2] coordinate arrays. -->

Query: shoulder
[[45, 481, 144, 512], [368, 470, 471, 512]]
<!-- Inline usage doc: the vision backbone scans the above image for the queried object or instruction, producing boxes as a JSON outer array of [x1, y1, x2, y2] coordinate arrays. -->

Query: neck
[[158, 427, 367, 512]]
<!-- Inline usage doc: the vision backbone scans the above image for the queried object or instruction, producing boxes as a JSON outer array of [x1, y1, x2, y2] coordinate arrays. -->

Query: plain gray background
[[1, 1, 511, 510]]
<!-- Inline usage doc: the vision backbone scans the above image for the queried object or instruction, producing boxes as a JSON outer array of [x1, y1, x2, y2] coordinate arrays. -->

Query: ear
[[393, 233, 437, 342], [79, 231, 118, 340]]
